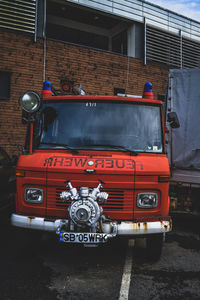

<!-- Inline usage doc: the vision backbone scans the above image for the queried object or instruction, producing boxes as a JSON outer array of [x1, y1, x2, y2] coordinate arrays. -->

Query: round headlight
[[20, 91, 41, 113]]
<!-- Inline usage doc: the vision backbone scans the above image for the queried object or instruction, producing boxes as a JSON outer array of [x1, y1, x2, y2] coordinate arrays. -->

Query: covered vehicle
[[167, 68, 200, 212]]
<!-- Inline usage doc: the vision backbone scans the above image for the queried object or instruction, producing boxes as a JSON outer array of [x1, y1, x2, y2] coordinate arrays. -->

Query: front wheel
[[146, 234, 164, 261]]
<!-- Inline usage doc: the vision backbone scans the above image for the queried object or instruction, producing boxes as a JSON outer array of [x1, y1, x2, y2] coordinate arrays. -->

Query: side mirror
[[167, 112, 180, 129]]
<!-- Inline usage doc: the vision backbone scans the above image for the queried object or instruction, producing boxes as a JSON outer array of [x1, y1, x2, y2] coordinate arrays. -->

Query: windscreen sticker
[[43, 157, 144, 170]]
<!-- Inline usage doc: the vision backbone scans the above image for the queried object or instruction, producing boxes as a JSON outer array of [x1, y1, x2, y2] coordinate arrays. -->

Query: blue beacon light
[[42, 80, 52, 97], [143, 82, 153, 99]]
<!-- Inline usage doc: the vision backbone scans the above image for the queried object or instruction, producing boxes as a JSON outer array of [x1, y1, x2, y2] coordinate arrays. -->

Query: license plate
[[59, 232, 108, 244]]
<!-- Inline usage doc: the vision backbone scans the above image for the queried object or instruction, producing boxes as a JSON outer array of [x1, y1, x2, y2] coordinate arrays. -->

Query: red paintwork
[[42, 89, 52, 97], [143, 91, 154, 100], [15, 95, 170, 222], [42, 94, 162, 105]]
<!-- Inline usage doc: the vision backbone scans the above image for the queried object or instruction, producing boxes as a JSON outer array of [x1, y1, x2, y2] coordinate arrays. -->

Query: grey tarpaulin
[[167, 68, 200, 174]]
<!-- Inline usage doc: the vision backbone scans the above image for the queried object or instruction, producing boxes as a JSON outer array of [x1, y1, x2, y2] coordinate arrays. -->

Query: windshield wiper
[[39, 142, 79, 153], [84, 144, 138, 156]]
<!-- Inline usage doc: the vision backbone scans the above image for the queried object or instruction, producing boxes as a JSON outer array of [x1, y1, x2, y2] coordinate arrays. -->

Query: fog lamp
[[137, 193, 158, 208], [25, 188, 43, 203], [20, 91, 41, 113]]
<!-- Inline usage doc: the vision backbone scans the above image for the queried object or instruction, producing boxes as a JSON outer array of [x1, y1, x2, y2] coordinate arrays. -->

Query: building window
[[46, 1, 129, 55], [112, 31, 127, 55], [0, 71, 11, 100]]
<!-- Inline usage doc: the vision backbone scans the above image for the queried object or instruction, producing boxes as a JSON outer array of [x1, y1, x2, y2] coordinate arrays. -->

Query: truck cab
[[12, 81, 172, 259]]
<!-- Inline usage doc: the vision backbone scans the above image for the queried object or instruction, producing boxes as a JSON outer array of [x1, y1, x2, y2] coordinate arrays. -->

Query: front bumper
[[11, 214, 172, 236]]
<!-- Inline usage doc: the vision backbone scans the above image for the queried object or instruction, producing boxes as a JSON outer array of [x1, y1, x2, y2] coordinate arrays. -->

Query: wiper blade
[[84, 144, 138, 155], [39, 142, 79, 153]]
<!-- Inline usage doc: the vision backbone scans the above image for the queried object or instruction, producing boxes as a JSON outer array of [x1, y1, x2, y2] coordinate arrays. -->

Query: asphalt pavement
[[0, 213, 199, 300]]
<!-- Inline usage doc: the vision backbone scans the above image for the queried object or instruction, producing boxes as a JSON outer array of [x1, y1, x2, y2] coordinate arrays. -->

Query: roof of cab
[[42, 94, 163, 105]]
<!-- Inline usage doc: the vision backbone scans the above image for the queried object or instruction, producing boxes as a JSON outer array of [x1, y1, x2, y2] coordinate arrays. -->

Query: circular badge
[[88, 160, 94, 166]]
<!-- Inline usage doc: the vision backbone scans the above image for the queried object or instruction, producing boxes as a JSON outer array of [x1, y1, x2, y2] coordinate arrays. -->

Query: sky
[[148, 0, 200, 22]]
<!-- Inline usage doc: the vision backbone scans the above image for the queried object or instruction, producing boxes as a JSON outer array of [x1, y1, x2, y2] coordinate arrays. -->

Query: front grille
[[102, 190, 124, 210], [55, 188, 124, 210], [46, 186, 133, 213]]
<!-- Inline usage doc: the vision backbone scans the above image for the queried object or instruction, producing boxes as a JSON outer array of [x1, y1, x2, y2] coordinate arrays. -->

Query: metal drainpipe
[[180, 30, 183, 69], [144, 17, 146, 65], [34, 0, 38, 43], [43, 0, 47, 82]]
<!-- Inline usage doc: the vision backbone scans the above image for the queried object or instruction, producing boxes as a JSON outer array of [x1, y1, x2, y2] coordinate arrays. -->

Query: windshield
[[35, 100, 163, 153]]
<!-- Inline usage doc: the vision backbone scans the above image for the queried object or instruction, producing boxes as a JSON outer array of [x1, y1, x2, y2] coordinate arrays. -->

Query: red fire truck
[[11, 81, 179, 259]]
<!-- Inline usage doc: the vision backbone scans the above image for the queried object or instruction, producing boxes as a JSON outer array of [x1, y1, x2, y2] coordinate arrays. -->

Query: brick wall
[[0, 31, 169, 156], [0, 31, 44, 156]]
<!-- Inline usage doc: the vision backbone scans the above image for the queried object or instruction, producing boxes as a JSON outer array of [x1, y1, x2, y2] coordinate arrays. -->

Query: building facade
[[0, 0, 199, 155]]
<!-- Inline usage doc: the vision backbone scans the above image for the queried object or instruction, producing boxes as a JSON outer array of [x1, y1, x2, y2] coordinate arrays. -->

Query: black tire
[[146, 234, 163, 261]]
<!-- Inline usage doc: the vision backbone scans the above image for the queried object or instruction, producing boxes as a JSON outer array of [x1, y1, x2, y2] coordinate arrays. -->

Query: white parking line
[[119, 239, 135, 300]]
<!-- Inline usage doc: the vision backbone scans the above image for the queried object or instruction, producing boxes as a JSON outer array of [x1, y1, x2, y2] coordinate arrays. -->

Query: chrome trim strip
[[11, 214, 61, 232], [11, 214, 172, 235]]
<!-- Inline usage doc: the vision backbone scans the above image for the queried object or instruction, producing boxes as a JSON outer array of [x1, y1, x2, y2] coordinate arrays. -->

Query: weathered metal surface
[[11, 214, 172, 235], [11, 214, 62, 231]]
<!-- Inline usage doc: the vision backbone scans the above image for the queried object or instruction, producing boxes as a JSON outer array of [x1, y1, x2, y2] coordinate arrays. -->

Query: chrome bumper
[[11, 214, 172, 235], [11, 214, 61, 232]]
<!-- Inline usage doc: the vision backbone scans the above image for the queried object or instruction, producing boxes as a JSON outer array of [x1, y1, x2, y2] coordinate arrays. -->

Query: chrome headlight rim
[[20, 91, 41, 113], [137, 192, 158, 209], [24, 188, 44, 204]]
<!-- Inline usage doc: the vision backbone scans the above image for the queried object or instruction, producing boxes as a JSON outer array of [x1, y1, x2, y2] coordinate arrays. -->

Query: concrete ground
[[0, 214, 199, 300]]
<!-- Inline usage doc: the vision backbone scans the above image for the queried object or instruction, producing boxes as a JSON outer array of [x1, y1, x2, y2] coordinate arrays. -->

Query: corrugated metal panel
[[146, 26, 181, 68], [146, 26, 200, 68], [0, 0, 37, 34], [66, 0, 200, 43], [182, 38, 200, 68]]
